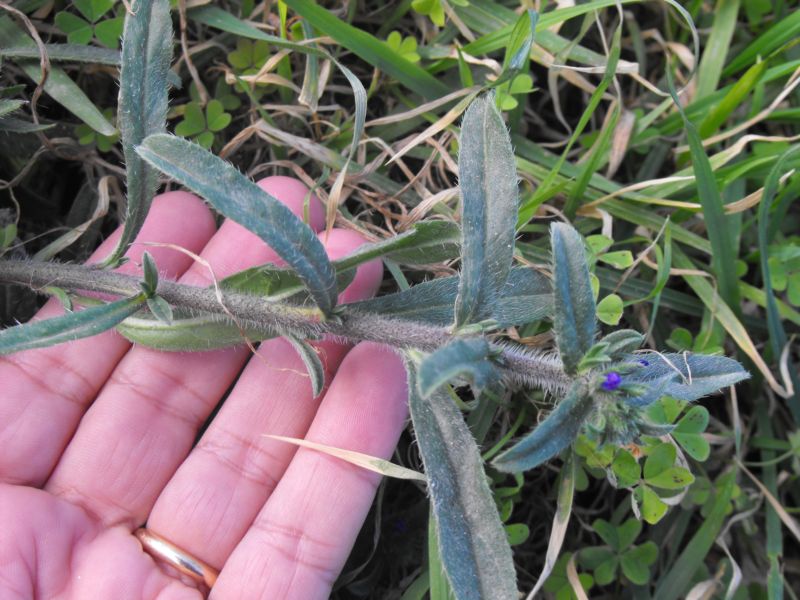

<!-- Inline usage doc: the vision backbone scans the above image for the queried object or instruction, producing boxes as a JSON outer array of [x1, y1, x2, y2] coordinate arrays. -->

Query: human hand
[[0, 177, 409, 599]]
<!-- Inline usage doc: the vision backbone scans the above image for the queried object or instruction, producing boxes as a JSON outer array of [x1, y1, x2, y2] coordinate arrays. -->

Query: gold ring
[[134, 528, 219, 589]]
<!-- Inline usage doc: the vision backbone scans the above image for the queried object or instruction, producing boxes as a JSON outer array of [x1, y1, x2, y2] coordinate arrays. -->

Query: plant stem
[[0, 258, 572, 393]]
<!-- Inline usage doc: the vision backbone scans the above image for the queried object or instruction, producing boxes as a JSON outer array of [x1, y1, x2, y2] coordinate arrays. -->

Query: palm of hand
[[0, 178, 408, 599]]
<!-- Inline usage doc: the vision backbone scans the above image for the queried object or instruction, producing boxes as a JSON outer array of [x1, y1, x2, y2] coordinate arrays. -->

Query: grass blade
[[281, 0, 449, 100], [102, 0, 172, 267], [0, 295, 145, 355], [455, 95, 519, 327], [756, 145, 800, 421], [668, 74, 741, 315], [137, 134, 338, 315], [407, 360, 518, 600]]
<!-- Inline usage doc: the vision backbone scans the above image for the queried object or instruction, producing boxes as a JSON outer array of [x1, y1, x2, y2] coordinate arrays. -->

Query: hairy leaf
[[117, 310, 273, 351], [285, 335, 325, 398], [348, 266, 550, 326], [493, 382, 593, 472], [551, 223, 596, 373], [625, 352, 749, 401], [102, 0, 172, 266], [137, 134, 338, 315], [418, 337, 496, 397], [454, 94, 519, 327], [1, 295, 145, 355], [406, 360, 518, 600]]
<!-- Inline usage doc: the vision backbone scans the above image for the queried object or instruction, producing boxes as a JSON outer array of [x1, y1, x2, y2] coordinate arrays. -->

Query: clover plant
[[0, 2, 751, 598]]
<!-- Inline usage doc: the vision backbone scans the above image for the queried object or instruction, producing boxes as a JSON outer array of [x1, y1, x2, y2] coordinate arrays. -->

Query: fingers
[[0, 192, 216, 486], [212, 343, 408, 600], [144, 228, 382, 569], [44, 177, 328, 527]]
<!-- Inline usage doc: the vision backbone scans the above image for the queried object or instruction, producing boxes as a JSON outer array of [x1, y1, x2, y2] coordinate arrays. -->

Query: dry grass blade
[[264, 434, 427, 482]]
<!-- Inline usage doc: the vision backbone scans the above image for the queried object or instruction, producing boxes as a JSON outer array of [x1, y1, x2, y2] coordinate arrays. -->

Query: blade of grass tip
[[0, 17, 116, 136], [755, 404, 784, 599], [136, 134, 338, 315], [694, 0, 740, 100], [653, 471, 737, 600], [757, 145, 800, 421], [722, 8, 800, 77], [100, 0, 172, 268], [672, 245, 787, 397], [521, 28, 621, 223], [263, 435, 426, 481], [281, 0, 449, 100], [0, 294, 146, 355], [667, 68, 741, 316], [526, 452, 576, 599]]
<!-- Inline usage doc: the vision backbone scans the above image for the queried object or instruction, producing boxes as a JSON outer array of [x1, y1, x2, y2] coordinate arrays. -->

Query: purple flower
[[638, 359, 650, 367], [602, 371, 622, 391]]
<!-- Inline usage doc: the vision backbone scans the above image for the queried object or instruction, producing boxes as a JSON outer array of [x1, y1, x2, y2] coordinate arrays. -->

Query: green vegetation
[[2, 0, 799, 598]]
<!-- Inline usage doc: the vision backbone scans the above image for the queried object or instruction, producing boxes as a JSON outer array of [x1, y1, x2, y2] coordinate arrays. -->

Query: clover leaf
[[174, 100, 232, 149], [580, 519, 659, 586], [543, 552, 595, 600], [386, 31, 420, 63], [75, 108, 119, 152], [55, 0, 124, 48]]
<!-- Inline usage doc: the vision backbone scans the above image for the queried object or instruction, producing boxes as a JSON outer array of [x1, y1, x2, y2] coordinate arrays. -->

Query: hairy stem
[[0, 258, 571, 392]]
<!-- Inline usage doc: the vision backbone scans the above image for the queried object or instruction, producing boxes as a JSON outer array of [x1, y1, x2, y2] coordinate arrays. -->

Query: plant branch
[[0, 258, 571, 392]]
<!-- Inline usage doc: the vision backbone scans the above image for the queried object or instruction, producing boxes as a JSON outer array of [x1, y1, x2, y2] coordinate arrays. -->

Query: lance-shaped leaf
[[285, 334, 325, 398], [551, 223, 596, 374], [624, 352, 749, 402], [117, 311, 274, 351], [493, 382, 594, 473], [418, 337, 496, 398], [454, 95, 519, 327], [222, 221, 457, 299], [348, 266, 551, 326], [102, 0, 172, 267], [384, 221, 461, 265], [1, 295, 145, 355], [137, 134, 338, 315], [406, 360, 518, 600]]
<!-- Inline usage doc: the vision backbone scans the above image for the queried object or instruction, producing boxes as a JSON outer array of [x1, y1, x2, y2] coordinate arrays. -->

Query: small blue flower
[[638, 359, 650, 367], [602, 371, 622, 391]]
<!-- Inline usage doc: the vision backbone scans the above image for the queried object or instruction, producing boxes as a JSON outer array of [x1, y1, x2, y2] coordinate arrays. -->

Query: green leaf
[[55, 12, 93, 44], [137, 134, 338, 315], [653, 472, 737, 600], [601, 330, 643, 358], [0, 16, 116, 136], [412, 0, 445, 27], [348, 266, 552, 327], [455, 95, 519, 327], [282, 0, 449, 100], [550, 223, 597, 373], [646, 466, 694, 490], [598, 250, 633, 269], [596, 294, 623, 326], [626, 351, 749, 402], [94, 16, 125, 49], [285, 335, 325, 397], [0, 98, 24, 118], [620, 542, 657, 585], [643, 443, 675, 480], [592, 519, 620, 551], [611, 450, 640, 488], [593, 556, 619, 586], [616, 519, 642, 550], [206, 99, 231, 132], [141, 251, 159, 294], [117, 311, 273, 351], [493, 382, 593, 472], [146, 295, 173, 324], [102, 0, 172, 267], [384, 221, 461, 265], [505, 523, 530, 546], [502, 9, 537, 72], [638, 485, 668, 524], [668, 73, 741, 313], [406, 360, 518, 600], [75, 0, 115, 22], [418, 337, 496, 397], [0, 295, 145, 355], [175, 102, 206, 137]]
